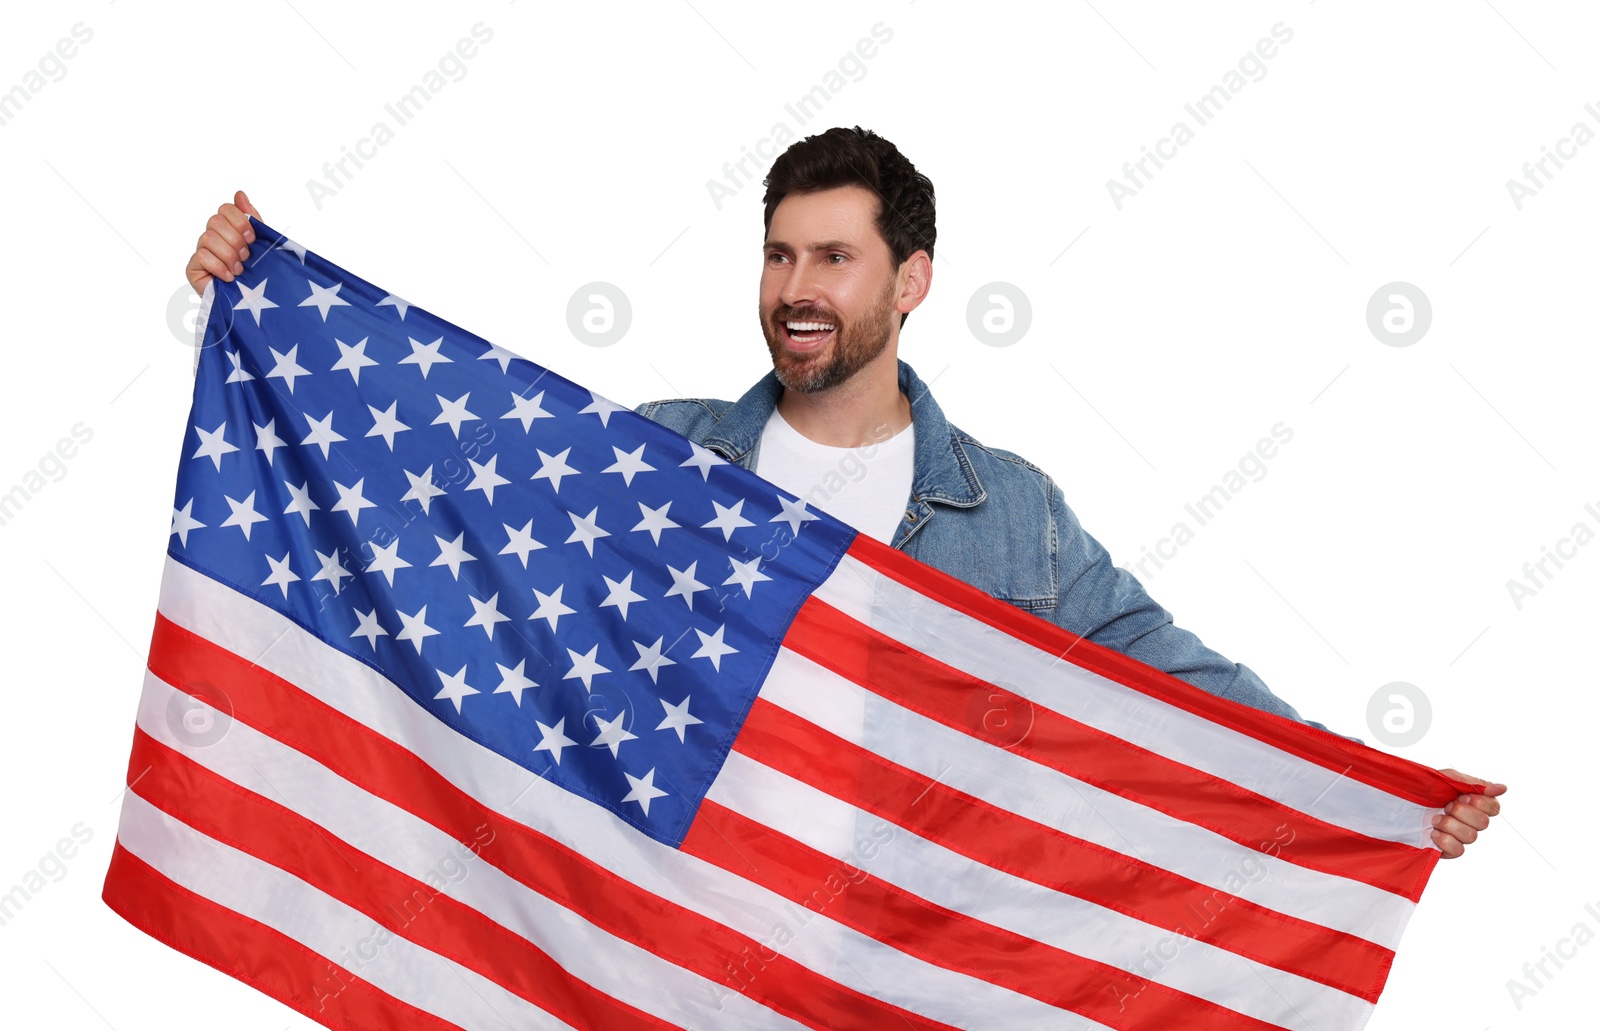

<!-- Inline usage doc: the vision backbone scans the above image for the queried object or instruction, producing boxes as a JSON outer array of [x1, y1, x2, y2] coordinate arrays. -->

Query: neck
[[775, 343, 911, 448]]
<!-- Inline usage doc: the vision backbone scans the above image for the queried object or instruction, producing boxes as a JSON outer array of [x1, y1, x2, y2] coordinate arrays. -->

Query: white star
[[499, 520, 545, 567], [430, 532, 477, 580], [723, 556, 772, 598], [464, 592, 510, 640], [656, 696, 703, 743], [253, 418, 287, 466], [599, 571, 645, 620], [465, 454, 510, 504], [310, 548, 351, 596], [432, 392, 479, 438], [283, 480, 319, 525], [279, 238, 307, 263], [192, 422, 238, 471], [350, 608, 388, 649], [224, 348, 255, 383], [365, 401, 410, 451], [529, 584, 576, 632], [680, 443, 725, 480], [493, 659, 537, 706], [533, 718, 578, 764], [565, 507, 610, 557], [300, 279, 351, 321], [401, 466, 444, 515], [331, 337, 378, 383], [170, 499, 205, 547], [400, 336, 451, 378], [220, 490, 269, 540], [631, 501, 680, 545], [264, 344, 311, 393], [233, 279, 278, 325], [630, 637, 677, 684], [602, 444, 655, 487], [502, 390, 554, 431], [530, 447, 579, 493], [703, 499, 754, 541], [262, 552, 299, 600], [663, 561, 709, 610], [771, 495, 820, 536], [330, 478, 376, 526], [580, 391, 625, 427], [621, 768, 668, 817], [395, 606, 440, 654], [377, 293, 410, 320], [563, 644, 610, 692], [691, 624, 738, 671], [433, 665, 480, 714], [300, 411, 346, 459], [364, 538, 411, 587], [478, 343, 520, 373], [589, 712, 638, 758]]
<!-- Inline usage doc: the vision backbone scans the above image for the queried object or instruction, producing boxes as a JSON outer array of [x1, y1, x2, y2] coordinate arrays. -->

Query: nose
[[778, 259, 820, 311]]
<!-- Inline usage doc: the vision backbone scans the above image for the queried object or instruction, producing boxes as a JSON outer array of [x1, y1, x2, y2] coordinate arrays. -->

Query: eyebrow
[[764, 239, 858, 253]]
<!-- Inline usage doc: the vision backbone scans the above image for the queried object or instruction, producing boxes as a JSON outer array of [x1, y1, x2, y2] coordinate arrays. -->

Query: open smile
[[781, 319, 836, 350]]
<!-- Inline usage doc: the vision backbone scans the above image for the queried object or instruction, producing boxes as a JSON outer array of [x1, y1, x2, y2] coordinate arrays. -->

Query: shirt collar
[[701, 358, 985, 508]]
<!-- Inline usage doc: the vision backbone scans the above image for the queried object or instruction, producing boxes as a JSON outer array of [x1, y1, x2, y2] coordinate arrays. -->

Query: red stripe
[[734, 697, 1394, 1003], [787, 595, 1433, 902], [124, 725, 671, 1031], [146, 611, 957, 1031], [103, 843, 461, 1031], [846, 536, 1473, 809], [684, 798, 1292, 1031]]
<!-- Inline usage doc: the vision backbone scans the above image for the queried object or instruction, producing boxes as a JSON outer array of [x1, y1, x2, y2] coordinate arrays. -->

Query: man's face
[[760, 185, 903, 393]]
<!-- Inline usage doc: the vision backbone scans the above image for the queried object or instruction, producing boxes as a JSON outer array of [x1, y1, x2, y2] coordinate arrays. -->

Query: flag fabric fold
[[105, 218, 1470, 1030]]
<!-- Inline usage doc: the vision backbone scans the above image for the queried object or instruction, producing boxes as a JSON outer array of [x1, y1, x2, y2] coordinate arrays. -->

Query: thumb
[[236, 190, 260, 220]]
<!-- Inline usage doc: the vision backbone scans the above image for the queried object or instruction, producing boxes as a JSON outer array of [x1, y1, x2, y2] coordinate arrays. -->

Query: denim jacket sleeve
[[1041, 475, 1341, 735]]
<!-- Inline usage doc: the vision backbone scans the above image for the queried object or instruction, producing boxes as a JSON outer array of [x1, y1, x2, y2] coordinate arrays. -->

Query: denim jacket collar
[[700, 358, 986, 509]]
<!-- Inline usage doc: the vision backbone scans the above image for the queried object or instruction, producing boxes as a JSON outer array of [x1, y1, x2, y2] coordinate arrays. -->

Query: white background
[[1, 1, 1594, 1027]]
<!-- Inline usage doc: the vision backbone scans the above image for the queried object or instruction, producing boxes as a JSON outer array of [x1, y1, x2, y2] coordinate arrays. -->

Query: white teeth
[[786, 321, 835, 332]]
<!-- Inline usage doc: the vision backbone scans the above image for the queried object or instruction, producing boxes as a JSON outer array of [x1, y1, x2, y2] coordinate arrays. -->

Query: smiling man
[[185, 126, 1501, 858]]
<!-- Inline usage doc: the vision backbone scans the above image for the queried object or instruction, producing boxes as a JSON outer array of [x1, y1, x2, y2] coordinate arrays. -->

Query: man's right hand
[[186, 190, 261, 295]]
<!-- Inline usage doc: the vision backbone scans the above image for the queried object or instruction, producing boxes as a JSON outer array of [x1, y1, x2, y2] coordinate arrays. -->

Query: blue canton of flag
[[173, 218, 854, 846]]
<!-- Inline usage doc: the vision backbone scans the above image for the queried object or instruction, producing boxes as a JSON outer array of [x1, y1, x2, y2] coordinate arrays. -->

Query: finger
[[235, 190, 260, 221], [1432, 812, 1479, 846], [219, 199, 256, 242], [190, 246, 239, 287], [199, 226, 249, 271], [1445, 799, 1491, 831], [209, 210, 251, 257], [1440, 769, 1508, 796], [1431, 829, 1466, 859], [1461, 793, 1501, 818]]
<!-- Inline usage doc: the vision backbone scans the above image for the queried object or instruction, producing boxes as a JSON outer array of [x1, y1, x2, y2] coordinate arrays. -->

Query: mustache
[[771, 306, 839, 324]]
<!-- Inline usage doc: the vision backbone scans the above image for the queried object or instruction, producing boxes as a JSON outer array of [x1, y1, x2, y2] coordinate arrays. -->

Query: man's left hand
[[1431, 769, 1506, 858]]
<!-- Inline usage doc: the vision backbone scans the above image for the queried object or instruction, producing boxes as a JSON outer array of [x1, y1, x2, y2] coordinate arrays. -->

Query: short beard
[[762, 277, 898, 394]]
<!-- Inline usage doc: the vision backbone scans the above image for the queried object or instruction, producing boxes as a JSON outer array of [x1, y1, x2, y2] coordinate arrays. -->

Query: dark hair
[[762, 126, 936, 326]]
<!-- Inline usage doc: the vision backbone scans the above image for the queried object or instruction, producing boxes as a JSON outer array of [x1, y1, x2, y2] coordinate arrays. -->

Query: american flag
[[105, 218, 1472, 1030]]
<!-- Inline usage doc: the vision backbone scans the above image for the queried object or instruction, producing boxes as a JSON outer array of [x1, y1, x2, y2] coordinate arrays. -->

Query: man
[[185, 126, 1501, 857]]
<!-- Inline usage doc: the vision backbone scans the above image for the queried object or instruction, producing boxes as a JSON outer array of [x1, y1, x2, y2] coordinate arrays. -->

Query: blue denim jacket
[[635, 358, 1333, 733]]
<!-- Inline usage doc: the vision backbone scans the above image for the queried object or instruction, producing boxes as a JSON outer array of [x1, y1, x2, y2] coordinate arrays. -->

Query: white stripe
[[815, 554, 1439, 848], [134, 670, 801, 1031], [115, 791, 574, 1031], [759, 646, 1416, 947], [712, 751, 1372, 1031], [154, 557, 1087, 1029]]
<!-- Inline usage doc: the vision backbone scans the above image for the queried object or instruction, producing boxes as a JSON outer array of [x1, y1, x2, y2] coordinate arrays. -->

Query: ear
[[896, 249, 933, 317]]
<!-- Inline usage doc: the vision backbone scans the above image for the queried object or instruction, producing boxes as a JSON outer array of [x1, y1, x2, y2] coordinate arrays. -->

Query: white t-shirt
[[754, 409, 915, 544]]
